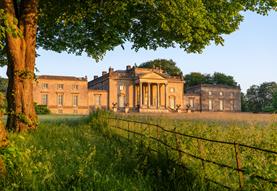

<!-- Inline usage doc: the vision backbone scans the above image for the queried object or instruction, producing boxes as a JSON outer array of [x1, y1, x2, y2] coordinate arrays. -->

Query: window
[[57, 84, 64, 90], [219, 100, 224, 111], [41, 94, 48, 105], [95, 95, 101, 106], [170, 87, 175, 93], [230, 100, 234, 111], [57, 94, 63, 106], [73, 95, 78, 107], [208, 91, 212, 96], [72, 84, 78, 90], [189, 98, 194, 108], [119, 85, 124, 91], [219, 92, 223, 96], [42, 83, 48, 89], [208, 99, 213, 110], [230, 92, 234, 97]]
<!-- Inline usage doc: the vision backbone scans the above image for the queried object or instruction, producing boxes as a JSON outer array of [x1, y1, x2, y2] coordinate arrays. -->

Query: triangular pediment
[[139, 72, 166, 80]]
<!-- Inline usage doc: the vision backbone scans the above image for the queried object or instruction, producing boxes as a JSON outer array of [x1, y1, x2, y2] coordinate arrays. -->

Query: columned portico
[[136, 81, 168, 112]]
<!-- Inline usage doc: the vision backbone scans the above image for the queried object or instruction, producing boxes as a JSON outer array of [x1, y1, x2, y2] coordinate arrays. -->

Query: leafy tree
[[272, 91, 277, 112], [139, 59, 182, 76], [212, 72, 237, 87], [0, 0, 276, 132], [241, 92, 248, 112], [245, 85, 261, 113], [184, 72, 238, 88], [184, 72, 206, 87], [244, 82, 277, 113], [258, 82, 277, 112]]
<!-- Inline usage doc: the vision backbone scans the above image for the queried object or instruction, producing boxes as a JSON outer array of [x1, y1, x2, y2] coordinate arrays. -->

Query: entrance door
[[119, 95, 125, 108], [169, 96, 175, 109]]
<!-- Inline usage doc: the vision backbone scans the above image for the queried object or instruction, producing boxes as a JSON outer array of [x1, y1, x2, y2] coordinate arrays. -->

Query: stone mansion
[[33, 65, 241, 114]]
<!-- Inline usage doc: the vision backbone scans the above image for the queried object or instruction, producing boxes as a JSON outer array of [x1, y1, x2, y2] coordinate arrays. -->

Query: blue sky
[[0, 11, 276, 93]]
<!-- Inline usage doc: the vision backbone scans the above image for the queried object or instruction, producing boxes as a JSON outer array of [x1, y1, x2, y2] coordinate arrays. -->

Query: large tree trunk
[[3, 0, 38, 132]]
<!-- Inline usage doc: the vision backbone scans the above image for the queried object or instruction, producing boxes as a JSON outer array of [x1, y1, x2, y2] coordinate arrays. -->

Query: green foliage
[[184, 72, 238, 88], [139, 59, 182, 76], [34, 104, 50, 115], [12, 0, 274, 61], [244, 82, 277, 113], [0, 77, 7, 93], [272, 91, 277, 112]]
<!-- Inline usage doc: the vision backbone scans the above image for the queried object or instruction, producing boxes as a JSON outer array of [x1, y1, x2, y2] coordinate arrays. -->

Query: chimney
[[94, 75, 98, 80], [109, 67, 114, 73], [102, 71, 107, 76], [126, 65, 131, 71]]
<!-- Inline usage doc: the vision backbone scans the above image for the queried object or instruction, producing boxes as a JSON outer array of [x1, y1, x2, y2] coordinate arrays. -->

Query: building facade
[[33, 66, 241, 114], [185, 84, 241, 112], [33, 75, 89, 115], [88, 66, 184, 112]]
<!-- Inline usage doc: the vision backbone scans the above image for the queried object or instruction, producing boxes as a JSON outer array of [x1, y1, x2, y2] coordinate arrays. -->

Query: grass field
[[0, 112, 276, 190]]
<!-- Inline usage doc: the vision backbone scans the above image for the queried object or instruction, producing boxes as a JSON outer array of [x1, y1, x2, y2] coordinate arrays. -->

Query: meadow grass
[[0, 112, 276, 190], [0, 115, 207, 191], [108, 112, 277, 190]]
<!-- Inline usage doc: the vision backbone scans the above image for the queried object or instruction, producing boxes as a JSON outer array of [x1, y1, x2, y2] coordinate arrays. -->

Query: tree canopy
[[243, 82, 277, 113], [184, 72, 238, 88], [1, 0, 274, 60], [0, 0, 276, 132], [138, 59, 182, 76]]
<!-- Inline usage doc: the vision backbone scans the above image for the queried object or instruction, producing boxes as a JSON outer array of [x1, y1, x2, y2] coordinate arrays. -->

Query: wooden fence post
[[127, 121, 130, 141], [197, 140, 206, 180], [234, 142, 244, 190], [174, 128, 183, 164]]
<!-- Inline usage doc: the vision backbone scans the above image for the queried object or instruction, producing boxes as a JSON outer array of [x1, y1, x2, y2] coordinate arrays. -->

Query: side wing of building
[[33, 75, 89, 114]]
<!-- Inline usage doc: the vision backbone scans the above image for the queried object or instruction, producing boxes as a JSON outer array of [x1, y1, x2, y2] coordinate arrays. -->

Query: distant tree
[[212, 72, 237, 86], [184, 72, 238, 88], [139, 59, 182, 76], [272, 91, 277, 112], [244, 82, 277, 113], [245, 85, 261, 113], [0, 77, 8, 93], [184, 72, 206, 87], [258, 82, 277, 112], [241, 92, 248, 112]]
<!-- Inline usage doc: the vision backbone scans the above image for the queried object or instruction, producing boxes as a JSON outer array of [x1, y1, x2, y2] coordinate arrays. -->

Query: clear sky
[[0, 11, 276, 93]]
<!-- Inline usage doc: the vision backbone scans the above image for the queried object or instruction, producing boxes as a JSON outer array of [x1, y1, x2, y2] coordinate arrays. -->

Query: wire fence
[[106, 116, 277, 190]]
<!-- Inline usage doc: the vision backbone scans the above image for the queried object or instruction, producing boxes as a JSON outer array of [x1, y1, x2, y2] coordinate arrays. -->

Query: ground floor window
[[57, 94, 63, 106], [208, 99, 213, 111], [94, 94, 101, 106], [219, 100, 224, 111], [41, 94, 48, 105], [73, 95, 78, 107]]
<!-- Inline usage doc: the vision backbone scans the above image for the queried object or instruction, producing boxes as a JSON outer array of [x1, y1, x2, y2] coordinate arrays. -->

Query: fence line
[[107, 117, 277, 190]]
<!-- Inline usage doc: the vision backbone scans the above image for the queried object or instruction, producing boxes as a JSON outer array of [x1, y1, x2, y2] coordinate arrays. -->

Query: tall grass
[[0, 114, 207, 191], [107, 112, 277, 190]]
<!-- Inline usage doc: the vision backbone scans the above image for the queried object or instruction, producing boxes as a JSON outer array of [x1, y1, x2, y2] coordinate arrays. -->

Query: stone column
[[157, 83, 160, 109], [139, 82, 142, 107], [165, 84, 167, 109], [148, 83, 151, 108]]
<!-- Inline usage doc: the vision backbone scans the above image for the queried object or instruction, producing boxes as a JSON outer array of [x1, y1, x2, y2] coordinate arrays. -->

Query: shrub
[[34, 103, 50, 115]]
